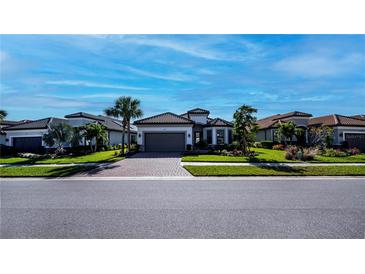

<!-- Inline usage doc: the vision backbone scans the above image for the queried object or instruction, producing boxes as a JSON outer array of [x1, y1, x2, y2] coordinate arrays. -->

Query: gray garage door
[[345, 133, 365, 151], [13, 137, 43, 153], [145, 133, 185, 152]]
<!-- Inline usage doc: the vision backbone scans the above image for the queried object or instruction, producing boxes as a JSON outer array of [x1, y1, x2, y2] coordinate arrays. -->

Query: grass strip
[[0, 165, 96, 177], [184, 165, 365, 176]]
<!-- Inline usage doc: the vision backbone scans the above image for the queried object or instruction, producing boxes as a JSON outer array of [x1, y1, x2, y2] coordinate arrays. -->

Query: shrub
[[100, 147, 105, 151], [272, 144, 285, 150], [253, 142, 262, 148], [196, 140, 208, 149], [321, 148, 347, 157], [221, 149, 229, 156], [232, 149, 243, 156], [302, 147, 319, 161], [117, 144, 122, 150], [186, 144, 192, 151], [17, 153, 54, 159], [285, 146, 299, 160], [260, 140, 274, 149], [348, 147, 360, 155]]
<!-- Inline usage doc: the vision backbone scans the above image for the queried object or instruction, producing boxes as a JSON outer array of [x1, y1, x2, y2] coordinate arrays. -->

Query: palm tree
[[233, 105, 258, 155], [104, 96, 143, 153], [42, 122, 73, 152], [124, 97, 143, 152], [81, 123, 108, 152], [104, 100, 127, 154], [0, 110, 8, 121]]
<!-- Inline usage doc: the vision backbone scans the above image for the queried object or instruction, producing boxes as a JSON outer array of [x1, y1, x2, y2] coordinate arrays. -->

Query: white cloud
[[121, 65, 192, 82], [274, 53, 365, 77], [45, 80, 148, 90]]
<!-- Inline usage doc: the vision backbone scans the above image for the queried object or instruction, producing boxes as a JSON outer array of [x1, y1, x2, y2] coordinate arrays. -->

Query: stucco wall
[[189, 114, 208, 124], [335, 127, 365, 145]]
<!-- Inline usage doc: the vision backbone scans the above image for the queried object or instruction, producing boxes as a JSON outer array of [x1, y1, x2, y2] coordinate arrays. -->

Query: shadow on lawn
[[257, 163, 304, 174]]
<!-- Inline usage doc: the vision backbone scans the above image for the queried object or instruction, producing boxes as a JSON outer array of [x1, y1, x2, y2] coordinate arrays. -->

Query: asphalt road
[[1, 177, 364, 238]]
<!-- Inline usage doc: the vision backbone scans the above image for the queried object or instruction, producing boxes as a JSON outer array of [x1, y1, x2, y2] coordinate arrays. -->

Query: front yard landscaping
[[182, 148, 365, 163], [0, 165, 96, 177], [0, 150, 125, 165], [184, 165, 365, 176]]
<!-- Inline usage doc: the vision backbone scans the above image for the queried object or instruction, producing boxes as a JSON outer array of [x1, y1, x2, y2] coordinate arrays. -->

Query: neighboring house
[[256, 111, 365, 150], [308, 114, 365, 150], [134, 108, 233, 152], [0, 120, 30, 145], [3, 112, 136, 153], [256, 111, 313, 142]]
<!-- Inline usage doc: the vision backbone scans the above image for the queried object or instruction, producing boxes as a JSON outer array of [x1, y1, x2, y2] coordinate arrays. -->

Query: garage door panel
[[13, 137, 43, 153], [145, 133, 185, 152], [345, 133, 365, 151]]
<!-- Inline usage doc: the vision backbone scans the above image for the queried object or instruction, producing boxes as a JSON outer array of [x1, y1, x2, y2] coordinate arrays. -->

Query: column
[[212, 127, 217, 145]]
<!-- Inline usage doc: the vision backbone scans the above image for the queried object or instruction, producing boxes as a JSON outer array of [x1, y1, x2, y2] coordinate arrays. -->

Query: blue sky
[[1, 35, 364, 121]]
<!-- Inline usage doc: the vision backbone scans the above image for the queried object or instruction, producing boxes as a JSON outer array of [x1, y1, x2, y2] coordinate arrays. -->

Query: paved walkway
[[82, 152, 192, 177]]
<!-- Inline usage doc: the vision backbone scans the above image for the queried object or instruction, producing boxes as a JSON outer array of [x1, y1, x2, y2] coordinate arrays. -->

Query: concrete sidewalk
[[181, 162, 365, 166]]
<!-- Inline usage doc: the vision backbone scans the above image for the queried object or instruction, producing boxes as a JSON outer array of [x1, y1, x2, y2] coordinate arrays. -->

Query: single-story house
[[0, 120, 30, 145], [256, 111, 313, 143], [134, 108, 233, 152], [308, 114, 365, 150], [256, 111, 365, 150], [3, 112, 136, 153]]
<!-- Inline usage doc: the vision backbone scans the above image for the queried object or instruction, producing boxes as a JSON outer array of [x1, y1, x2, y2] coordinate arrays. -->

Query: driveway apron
[[85, 152, 192, 177]]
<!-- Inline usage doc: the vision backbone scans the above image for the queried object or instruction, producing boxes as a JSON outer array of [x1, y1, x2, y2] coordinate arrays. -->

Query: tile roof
[[65, 112, 105, 121], [187, 108, 210, 114], [352, 114, 365, 121], [308, 114, 365, 127], [134, 112, 194, 125], [208, 118, 233, 127], [257, 111, 312, 129], [4, 117, 68, 130], [65, 112, 136, 132]]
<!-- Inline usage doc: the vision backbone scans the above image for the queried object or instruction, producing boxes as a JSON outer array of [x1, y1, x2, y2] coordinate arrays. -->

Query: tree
[[308, 126, 333, 148], [81, 123, 108, 152], [104, 96, 143, 153], [275, 121, 296, 145], [70, 127, 83, 147], [104, 103, 127, 154], [42, 122, 73, 150], [233, 105, 258, 155], [294, 127, 306, 146], [0, 110, 8, 121]]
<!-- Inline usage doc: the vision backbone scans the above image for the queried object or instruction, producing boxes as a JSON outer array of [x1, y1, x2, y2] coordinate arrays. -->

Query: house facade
[[256, 111, 365, 150], [134, 108, 233, 152], [2, 112, 136, 153]]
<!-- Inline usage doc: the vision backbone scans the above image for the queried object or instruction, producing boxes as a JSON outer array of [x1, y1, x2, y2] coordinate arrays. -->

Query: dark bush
[[260, 140, 274, 149], [186, 144, 192, 151]]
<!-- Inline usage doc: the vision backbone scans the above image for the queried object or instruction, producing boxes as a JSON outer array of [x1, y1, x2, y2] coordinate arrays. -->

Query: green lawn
[[184, 165, 365, 176], [182, 148, 365, 163], [182, 148, 296, 163], [0, 150, 125, 165], [0, 165, 96, 177], [312, 154, 365, 163]]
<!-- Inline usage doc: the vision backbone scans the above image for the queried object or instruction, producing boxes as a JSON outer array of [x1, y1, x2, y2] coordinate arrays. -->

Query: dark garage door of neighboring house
[[13, 137, 43, 153], [145, 133, 185, 152], [345, 133, 365, 151]]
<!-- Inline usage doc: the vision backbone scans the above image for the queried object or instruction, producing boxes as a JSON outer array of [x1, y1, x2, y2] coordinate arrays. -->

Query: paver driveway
[[86, 152, 192, 177]]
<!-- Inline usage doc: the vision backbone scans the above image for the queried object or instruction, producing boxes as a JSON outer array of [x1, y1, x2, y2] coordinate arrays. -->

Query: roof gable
[[134, 112, 194, 125], [208, 118, 233, 127], [187, 108, 210, 115]]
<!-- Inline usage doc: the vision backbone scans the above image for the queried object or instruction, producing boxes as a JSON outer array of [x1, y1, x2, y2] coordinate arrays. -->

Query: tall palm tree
[[124, 97, 143, 151], [0, 110, 8, 121], [104, 100, 127, 153], [104, 96, 143, 153]]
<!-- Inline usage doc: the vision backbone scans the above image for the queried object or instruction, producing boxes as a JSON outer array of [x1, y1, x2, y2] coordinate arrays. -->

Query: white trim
[[343, 131, 365, 140]]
